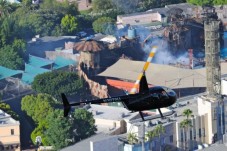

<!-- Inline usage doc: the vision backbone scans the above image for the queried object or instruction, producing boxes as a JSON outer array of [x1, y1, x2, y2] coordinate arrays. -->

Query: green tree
[[32, 71, 84, 99], [180, 109, 193, 150], [182, 109, 193, 120], [92, 17, 114, 33], [0, 0, 12, 17], [0, 45, 24, 69], [21, 93, 56, 123], [31, 121, 49, 146], [127, 132, 138, 144], [187, 0, 213, 5], [45, 109, 73, 150], [112, 0, 140, 13], [22, 0, 32, 8], [12, 39, 27, 59], [154, 124, 165, 151], [92, 0, 114, 13], [0, 102, 19, 120], [72, 108, 97, 141], [145, 130, 157, 141], [180, 119, 192, 150], [61, 14, 78, 35]]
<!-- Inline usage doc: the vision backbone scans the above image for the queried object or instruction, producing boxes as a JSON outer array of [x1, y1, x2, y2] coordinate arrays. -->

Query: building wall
[[90, 136, 118, 151], [80, 51, 100, 68], [197, 97, 218, 144], [0, 124, 20, 151], [95, 119, 126, 134], [78, 65, 108, 98], [127, 122, 176, 151], [222, 79, 227, 95], [118, 12, 162, 26]]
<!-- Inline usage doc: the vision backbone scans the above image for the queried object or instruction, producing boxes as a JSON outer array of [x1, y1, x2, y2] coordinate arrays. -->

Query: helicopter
[[62, 46, 177, 121]]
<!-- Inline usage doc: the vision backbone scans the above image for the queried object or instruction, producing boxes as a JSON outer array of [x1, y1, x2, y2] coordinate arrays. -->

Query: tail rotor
[[61, 93, 71, 117]]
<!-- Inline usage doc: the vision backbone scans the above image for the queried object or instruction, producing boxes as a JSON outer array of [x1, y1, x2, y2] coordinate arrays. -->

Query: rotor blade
[[130, 46, 157, 94]]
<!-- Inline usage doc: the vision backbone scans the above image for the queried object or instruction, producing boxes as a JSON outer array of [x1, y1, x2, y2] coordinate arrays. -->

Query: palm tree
[[127, 132, 138, 145], [0, 0, 12, 17], [180, 119, 192, 151], [145, 130, 157, 141], [154, 124, 165, 151], [182, 109, 193, 120]]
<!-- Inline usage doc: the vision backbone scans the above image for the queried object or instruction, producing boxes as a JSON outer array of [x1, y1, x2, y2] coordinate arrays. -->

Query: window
[[194, 129, 196, 140], [199, 128, 201, 138], [169, 135, 173, 143], [213, 109, 217, 120], [181, 130, 184, 142], [190, 130, 193, 140], [152, 141, 156, 147], [202, 128, 205, 137], [11, 129, 14, 135]]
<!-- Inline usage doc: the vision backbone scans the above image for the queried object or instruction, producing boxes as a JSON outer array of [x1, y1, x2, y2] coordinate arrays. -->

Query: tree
[[21, 93, 57, 123], [92, 17, 114, 33], [180, 109, 193, 150], [104, 23, 116, 35], [0, 0, 12, 17], [186, 0, 213, 5], [92, 0, 114, 13], [0, 102, 19, 120], [0, 45, 24, 69], [72, 108, 97, 141], [112, 0, 140, 13], [154, 124, 165, 151], [31, 121, 49, 146], [32, 71, 84, 99], [182, 109, 193, 120], [180, 119, 192, 150], [127, 132, 138, 144], [145, 130, 157, 141], [61, 14, 78, 35], [45, 109, 73, 150], [12, 38, 27, 60]]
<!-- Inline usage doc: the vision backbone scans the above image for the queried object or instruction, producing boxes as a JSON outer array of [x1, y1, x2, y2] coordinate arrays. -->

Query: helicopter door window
[[161, 91, 168, 97]]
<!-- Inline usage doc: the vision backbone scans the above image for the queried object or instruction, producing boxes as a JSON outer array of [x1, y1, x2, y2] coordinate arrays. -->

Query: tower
[[197, 6, 226, 145], [204, 20, 221, 98]]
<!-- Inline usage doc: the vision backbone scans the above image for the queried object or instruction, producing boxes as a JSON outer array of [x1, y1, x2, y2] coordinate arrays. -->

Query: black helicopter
[[61, 72, 177, 121]]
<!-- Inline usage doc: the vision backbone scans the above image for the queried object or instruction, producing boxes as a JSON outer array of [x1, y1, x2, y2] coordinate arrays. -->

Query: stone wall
[[78, 65, 108, 98]]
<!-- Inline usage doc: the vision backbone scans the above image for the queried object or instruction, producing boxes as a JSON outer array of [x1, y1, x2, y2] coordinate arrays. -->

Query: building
[[74, 40, 105, 69], [116, 3, 197, 28], [87, 104, 139, 135], [0, 109, 20, 151], [98, 59, 227, 97]]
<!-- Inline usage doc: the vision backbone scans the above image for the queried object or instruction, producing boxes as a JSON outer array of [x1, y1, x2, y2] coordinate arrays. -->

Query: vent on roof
[[92, 110, 97, 115]]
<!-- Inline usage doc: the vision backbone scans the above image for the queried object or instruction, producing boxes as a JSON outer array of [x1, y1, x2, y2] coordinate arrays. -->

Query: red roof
[[74, 40, 104, 52], [106, 79, 153, 92]]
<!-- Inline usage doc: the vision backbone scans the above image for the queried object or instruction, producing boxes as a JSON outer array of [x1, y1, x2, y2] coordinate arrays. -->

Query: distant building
[[0, 109, 20, 151]]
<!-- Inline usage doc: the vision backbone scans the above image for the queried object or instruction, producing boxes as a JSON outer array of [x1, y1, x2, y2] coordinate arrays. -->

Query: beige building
[[88, 104, 139, 135], [0, 109, 20, 151], [117, 12, 162, 26]]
